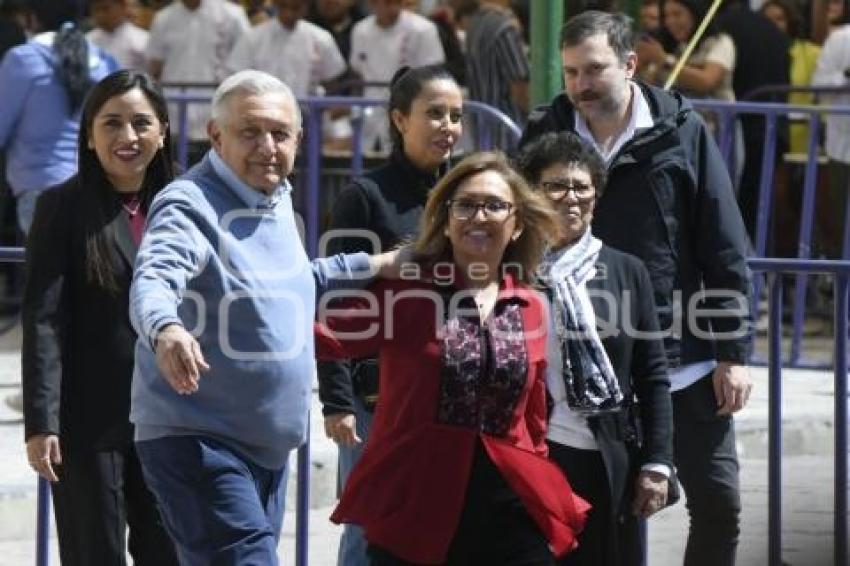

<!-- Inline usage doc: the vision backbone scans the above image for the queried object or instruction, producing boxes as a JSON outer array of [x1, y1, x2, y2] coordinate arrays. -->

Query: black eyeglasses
[[447, 199, 515, 221], [540, 179, 596, 201]]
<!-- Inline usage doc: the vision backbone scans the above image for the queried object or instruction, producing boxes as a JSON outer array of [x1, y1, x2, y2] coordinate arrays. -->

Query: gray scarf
[[544, 229, 624, 413]]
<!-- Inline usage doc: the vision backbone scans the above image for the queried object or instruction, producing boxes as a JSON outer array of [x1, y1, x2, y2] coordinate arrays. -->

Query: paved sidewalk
[[0, 316, 844, 565]]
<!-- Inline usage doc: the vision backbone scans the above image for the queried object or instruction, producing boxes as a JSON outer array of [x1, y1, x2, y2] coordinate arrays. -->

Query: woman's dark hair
[[760, 0, 802, 38], [29, 0, 92, 112], [387, 64, 459, 152], [515, 132, 608, 196], [77, 69, 173, 291], [656, 0, 720, 53]]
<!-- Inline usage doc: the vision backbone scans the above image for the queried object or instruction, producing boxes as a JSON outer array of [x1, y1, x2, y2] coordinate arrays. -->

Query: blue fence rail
[[749, 257, 849, 566], [692, 99, 850, 368]]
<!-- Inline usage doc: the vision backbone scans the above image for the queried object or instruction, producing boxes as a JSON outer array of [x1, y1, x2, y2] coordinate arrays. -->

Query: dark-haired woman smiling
[[21, 70, 178, 566], [318, 63, 464, 566]]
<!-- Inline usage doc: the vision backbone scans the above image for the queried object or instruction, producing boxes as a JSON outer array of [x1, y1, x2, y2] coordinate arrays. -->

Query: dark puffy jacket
[[520, 82, 752, 368]]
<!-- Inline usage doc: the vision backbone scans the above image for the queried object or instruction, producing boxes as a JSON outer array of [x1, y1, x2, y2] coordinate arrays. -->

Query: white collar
[[574, 81, 654, 165]]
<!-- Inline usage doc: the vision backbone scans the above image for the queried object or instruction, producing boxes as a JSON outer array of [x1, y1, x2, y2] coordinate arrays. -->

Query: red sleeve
[[521, 291, 550, 458], [314, 283, 387, 360], [525, 361, 550, 458]]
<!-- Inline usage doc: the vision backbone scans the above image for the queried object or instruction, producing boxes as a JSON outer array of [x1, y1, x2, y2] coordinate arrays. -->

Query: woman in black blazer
[[21, 70, 178, 566], [517, 132, 675, 566]]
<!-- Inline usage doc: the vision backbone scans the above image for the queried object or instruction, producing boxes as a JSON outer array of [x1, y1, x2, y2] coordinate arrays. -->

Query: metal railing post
[[833, 274, 849, 566], [768, 273, 784, 565], [36, 477, 50, 566]]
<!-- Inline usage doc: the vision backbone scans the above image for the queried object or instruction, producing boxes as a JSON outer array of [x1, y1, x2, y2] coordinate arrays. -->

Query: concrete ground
[[0, 318, 845, 566]]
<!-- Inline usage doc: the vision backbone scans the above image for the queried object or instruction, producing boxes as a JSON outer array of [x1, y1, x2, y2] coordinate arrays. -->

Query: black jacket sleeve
[[689, 114, 753, 364], [518, 103, 558, 151], [630, 259, 674, 469], [22, 186, 71, 441], [317, 180, 374, 416]]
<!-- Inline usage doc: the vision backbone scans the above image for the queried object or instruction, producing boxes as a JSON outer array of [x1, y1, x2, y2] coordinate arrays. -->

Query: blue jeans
[[336, 397, 374, 566], [136, 435, 287, 566]]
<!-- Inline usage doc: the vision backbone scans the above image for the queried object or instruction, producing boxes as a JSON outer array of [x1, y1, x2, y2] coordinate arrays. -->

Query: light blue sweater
[[130, 151, 371, 469]]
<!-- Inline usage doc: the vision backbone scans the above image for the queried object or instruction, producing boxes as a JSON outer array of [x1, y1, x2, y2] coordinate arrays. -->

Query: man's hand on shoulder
[[155, 324, 210, 395], [369, 244, 414, 280]]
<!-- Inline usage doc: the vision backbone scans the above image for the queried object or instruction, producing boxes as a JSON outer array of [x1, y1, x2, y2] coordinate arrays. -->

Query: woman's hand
[[26, 434, 62, 482], [631, 469, 669, 518], [324, 413, 361, 446]]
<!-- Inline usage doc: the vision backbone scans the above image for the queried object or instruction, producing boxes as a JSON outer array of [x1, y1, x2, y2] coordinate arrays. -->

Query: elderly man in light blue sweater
[[130, 69, 390, 565]]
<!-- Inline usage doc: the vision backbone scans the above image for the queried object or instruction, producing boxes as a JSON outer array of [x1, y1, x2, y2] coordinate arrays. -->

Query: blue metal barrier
[[748, 257, 849, 566], [693, 100, 850, 368]]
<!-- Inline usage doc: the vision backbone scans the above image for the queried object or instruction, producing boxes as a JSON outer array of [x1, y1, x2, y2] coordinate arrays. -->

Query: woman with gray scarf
[[517, 132, 675, 566]]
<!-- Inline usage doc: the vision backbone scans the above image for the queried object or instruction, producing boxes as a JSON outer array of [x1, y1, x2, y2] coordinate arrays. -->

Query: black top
[[521, 82, 752, 368], [715, 3, 790, 101], [318, 150, 441, 415], [307, 4, 367, 64], [22, 176, 140, 450]]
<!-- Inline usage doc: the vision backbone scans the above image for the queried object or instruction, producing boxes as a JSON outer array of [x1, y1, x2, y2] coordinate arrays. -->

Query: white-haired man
[[129, 70, 393, 564]]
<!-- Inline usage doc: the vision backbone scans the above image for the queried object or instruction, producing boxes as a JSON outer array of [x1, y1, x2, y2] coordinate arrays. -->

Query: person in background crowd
[[318, 63, 464, 566], [759, 0, 822, 258], [315, 151, 588, 565], [88, 0, 149, 71], [0, 0, 117, 235], [225, 0, 347, 96], [761, 0, 821, 155], [828, 0, 850, 36], [0, 0, 30, 325], [637, 0, 736, 114], [146, 0, 249, 166], [517, 131, 675, 566], [240, 0, 273, 25], [451, 0, 530, 129], [349, 0, 445, 153], [309, 0, 366, 63], [22, 69, 178, 566], [429, 5, 465, 86], [640, 0, 660, 32], [812, 22, 850, 258], [0, 0, 29, 56], [129, 70, 398, 565], [521, 12, 753, 566], [715, 0, 789, 239]]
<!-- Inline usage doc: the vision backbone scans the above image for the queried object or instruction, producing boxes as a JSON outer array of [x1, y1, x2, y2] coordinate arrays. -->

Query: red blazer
[[315, 273, 589, 564]]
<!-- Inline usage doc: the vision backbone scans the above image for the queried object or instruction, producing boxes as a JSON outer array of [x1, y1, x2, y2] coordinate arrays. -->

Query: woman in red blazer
[[316, 152, 589, 565]]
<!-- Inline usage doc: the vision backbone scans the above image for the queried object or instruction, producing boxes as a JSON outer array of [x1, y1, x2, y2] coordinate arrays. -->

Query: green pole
[[530, 0, 564, 107]]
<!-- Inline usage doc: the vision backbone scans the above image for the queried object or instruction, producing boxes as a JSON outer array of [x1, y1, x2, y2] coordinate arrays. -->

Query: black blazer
[[22, 176, 140, 451], [582, 246, 674, 520]]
